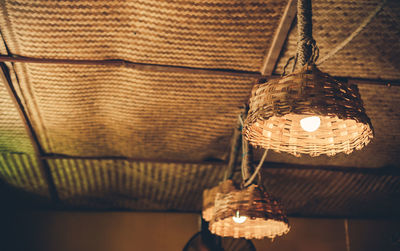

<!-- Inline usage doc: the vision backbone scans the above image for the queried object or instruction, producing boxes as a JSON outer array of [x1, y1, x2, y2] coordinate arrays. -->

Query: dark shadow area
[[0, 181, 52, 251]]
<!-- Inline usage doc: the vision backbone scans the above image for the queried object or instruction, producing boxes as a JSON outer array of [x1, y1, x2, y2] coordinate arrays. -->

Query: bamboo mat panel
[[0, 152, 48, 197], [265, 84, 400, 168], [275, 0, 400, 80], [12, 62, 254, 161], [0, 68, 48, 196], [0, 70, 35, 154], [263, 168, 400, 217], [46, 157, 400, 217], [48, 158, 225, 211], [0, 0, 287, 72]]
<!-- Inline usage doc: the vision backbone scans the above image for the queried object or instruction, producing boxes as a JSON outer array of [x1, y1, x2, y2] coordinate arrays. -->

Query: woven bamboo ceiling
[[0, 0, 399, 217]]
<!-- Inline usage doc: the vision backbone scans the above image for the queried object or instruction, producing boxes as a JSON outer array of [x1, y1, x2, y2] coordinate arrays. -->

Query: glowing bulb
[[232, 211, 247, 224], [300, 116, 321, 132]]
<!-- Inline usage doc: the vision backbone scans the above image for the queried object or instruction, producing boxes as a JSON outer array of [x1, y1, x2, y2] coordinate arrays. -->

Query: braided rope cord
[[282, 0, 319, 75], [297, 0, 314, 66], [223, 114, 242, 181]]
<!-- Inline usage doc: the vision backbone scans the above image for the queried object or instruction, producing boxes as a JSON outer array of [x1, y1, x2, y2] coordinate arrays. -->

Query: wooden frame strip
[[260, 0, 297, 75], [0, 54, 261, 79], [0, 62, 60, 203]]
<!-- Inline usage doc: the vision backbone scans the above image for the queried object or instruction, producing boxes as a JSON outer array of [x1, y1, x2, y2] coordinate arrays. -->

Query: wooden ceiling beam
[[0, 62, 60, 203], [41, 154, 400, 176], [260, 0, 297, 75], [0, 54, 261, 79], [0, 56, 398, 86]]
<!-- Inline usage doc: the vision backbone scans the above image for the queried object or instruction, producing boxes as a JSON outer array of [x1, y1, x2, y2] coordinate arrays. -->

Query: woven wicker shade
[[202, 180, 236, 222], [209, 184, 289, 239], [244, 64, 374, 157], [244, 0, 373, 157]]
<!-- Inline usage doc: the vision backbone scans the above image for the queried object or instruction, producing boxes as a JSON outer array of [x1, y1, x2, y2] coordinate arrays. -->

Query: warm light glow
[[232, 211, 247, 224], [300, 116, 321, 132]]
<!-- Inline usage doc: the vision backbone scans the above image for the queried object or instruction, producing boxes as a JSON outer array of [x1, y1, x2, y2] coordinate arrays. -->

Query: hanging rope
[[244, 149, 268, 187], [223, 114, 243, 180], [297, 0, 314, 66], [282, 0, 317, 75], [238, 114, 250, 183], [238, 114, 269, 187]]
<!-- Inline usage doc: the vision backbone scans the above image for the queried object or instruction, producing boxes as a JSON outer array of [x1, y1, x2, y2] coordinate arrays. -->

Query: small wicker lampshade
[[209, 184, 290, 239], [244, 64, 374, 157], [202, 180, 236, 222]]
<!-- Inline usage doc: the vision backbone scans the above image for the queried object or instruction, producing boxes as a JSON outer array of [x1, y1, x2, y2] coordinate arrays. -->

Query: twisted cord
[[223, 114, 242, 180], [238, 114, 249, 182], [241, 136, 250, 182], [238, 111, 269, 187], [244, 149, 268, 187], [282, 0, 320, 75], [282, 56, 295, 76], [297, 0, 313, 66]]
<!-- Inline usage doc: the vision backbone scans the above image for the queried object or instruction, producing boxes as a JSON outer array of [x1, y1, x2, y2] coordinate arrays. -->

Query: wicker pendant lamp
[[202, 117, 242, 222], [202, 180, 236, 222], [210, 184, 289, 239], [243, 0, 373, 157], [209, 117, 290, 239]]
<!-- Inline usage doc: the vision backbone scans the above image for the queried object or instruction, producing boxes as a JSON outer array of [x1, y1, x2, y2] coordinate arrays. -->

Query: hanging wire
[[238, 109, 269, 188], [244, 149, 268, 187], [223, 114, 242, 181], [284, 0, 385, 72], [290, 53, 298, 73], [282, 56, 295, 76], [317, 0, 387, 65], [238, 113, 254, 185]]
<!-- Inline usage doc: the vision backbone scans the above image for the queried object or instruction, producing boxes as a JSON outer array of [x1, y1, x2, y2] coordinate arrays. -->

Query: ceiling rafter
[[0, 55, 261, 79], [40, 154, 400, 176], [260, 0, 297, 76], [0, 62, 60, 203], [0, 54, 398, 86]]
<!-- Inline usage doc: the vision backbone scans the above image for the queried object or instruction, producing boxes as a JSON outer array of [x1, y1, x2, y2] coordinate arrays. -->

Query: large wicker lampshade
[[244, 64, 373, 157], [209, 184, 289, 239], [243, 0, 373, 157], [202, 180, 236, 222]]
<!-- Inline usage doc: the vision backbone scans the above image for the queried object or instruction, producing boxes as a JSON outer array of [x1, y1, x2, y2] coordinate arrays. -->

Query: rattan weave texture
[[0, 0, 287, 71], [48, 158, 225, 211], [0, 152, 48, 196], [0, 66, 35, 154], [210, 184, 289, 239], [262, 167, 400, 217], [244, 64, 373, 157], [265, 84, 400, 168], [202, 179, 236, 221], [12, 62, 254, 161], [0, 155, 394, 216], [275, 0, 400, 79]]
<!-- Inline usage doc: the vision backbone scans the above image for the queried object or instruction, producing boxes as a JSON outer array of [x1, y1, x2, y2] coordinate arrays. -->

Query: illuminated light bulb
[[300, 116, 321, 132], [232, 211, 247, 224]]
